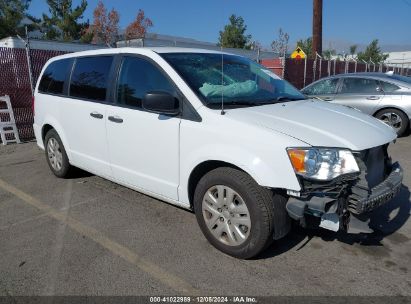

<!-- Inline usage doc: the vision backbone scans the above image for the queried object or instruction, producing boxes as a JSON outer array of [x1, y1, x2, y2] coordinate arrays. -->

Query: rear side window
[[38, 59, 72, 95], [117, 56, 175, 109], [381, 81, 401, 93], [69, 56, 113, 101], [340, 78, 380, 94], [302, 78, 339, 95]]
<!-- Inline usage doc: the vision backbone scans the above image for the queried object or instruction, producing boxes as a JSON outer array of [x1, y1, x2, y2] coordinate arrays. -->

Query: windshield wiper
[[275, 96, 307, 102], [217, 101, 262, 106]]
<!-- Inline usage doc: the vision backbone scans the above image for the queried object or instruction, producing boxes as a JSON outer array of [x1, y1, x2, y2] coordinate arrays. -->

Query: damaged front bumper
[[286, 161, 403, 232]]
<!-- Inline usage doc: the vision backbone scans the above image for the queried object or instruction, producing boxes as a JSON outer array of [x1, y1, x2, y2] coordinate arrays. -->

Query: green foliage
[[357, 39, 388, 63], [0, 0, 32, 39], [349, 44, 357, 56], [218, 14, 252, 49], [296, 37, 312, 58], [322, 48, 336, 60], [42, 0, 87, 41]]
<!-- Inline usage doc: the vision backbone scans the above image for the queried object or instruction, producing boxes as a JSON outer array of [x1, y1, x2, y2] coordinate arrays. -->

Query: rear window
[[69, 56, 113, 101], [38, 59, 73, 95]]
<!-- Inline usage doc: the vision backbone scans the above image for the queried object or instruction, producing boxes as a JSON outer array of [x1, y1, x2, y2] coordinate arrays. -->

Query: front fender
[[179, 142, 304, 206]]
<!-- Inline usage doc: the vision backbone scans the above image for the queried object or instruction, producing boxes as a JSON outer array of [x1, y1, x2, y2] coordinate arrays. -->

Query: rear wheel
[[193, 167, 289, 259], [376, 108, 409, 137], [44, 129, 72, 178]]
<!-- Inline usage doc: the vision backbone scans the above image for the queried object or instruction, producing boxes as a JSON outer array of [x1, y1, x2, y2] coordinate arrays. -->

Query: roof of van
[[49, 47, 227, 61]]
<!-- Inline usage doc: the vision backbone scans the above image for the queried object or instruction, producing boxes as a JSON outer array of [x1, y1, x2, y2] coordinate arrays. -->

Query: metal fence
[[117, 37, 281, 61], [0, 47, 66, 141], [282, 57, 411, 89]]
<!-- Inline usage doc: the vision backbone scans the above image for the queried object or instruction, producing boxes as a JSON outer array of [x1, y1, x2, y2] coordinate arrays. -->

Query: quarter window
[[38, 59, 73, 95], [69, 56, 113, 101], [117, 56, 175, 109], [381, 81, 400, 92], [340, 78, 380, 94], [302, 78, 339, 95]]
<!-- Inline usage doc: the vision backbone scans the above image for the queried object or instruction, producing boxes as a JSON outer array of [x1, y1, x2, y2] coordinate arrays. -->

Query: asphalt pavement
[[0, 137, 410, 296]]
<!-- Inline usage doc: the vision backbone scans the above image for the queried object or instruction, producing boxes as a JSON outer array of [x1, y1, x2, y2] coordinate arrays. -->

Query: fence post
[[362, 59, 367, 72], [327, 59, 331, 76], [303, 57, 307, 88], [281, 57, 286, 79], [17, 27, 34, 96]]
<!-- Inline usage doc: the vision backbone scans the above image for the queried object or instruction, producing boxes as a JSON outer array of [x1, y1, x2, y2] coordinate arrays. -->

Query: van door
[[106, 56, 180, 200], [60, 56, 114, 177]]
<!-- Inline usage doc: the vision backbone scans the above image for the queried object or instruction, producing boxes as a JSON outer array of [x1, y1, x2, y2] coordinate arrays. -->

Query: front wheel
[[193, 167, 289, 259]]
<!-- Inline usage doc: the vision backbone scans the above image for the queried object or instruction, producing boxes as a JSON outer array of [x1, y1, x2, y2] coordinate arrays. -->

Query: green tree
[[42, 0, 87, 41], [322, 48, 336, 60], [0, 0, 32, 38], [218, 14, 252, 49], [357, 39, 388, 63], [296, 37, 313, 58], [349, 44, 357, 57]]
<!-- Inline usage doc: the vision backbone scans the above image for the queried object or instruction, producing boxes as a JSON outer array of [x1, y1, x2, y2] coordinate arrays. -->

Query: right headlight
[[287, 148, 360, 181]]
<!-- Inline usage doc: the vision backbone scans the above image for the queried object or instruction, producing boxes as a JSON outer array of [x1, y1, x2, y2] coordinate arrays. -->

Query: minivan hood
[[226, 99, 396, 151]]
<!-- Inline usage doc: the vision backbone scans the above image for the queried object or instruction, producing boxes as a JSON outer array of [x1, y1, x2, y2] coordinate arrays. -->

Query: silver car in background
[[301, 72, 411, 136]]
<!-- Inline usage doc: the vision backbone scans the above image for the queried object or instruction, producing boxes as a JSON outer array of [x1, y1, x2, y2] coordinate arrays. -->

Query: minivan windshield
[[161, 52, 306, 108]]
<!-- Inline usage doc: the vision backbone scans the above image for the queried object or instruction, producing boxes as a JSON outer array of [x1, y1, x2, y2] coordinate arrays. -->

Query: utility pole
[[312, 0, 323, 58]]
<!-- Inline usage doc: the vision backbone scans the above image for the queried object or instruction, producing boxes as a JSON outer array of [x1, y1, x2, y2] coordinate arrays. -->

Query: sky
[[28, 0, 411, 52]]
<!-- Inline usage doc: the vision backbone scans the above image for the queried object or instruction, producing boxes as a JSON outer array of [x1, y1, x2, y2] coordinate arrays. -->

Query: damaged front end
[[286, 144, 403, 232]]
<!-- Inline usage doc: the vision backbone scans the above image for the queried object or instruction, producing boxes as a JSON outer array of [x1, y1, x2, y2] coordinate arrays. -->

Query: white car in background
[[33, 48, 403, 259]]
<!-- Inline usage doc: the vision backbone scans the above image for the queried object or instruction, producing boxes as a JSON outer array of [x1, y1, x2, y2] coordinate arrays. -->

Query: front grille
[[348, 144, 392, 213], [355, 144, 389, 189]]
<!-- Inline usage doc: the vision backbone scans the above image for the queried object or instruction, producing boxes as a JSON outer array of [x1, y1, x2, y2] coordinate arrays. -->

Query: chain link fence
[[0, 47, 67, 141]]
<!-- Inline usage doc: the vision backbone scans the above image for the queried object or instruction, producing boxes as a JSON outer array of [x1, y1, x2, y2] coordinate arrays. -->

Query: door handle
[[366, 96, 380, 100], [90, 112, 103, 119], [108, 115, 123, 123], [322, 97, 333, 101]]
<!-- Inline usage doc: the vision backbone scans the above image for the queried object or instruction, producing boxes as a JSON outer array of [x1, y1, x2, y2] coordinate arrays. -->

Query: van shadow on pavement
[[258, 185, 410, 260]]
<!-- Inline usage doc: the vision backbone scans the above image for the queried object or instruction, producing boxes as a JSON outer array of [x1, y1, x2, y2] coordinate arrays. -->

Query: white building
[[0, 36, 106, 52], [384, 51, 411, 69]]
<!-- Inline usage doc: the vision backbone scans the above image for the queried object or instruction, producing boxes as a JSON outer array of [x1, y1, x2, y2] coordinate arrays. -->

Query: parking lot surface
[[0, 138, 410, 296]]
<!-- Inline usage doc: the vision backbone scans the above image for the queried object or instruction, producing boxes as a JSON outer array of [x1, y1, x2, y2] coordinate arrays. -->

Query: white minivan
[[34, 48, 403, 259]]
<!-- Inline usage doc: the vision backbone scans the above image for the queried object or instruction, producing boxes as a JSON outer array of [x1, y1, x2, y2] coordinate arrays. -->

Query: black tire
[[375, 108, 409, 137], [44, 129, 72, 178], [193, 167, 290, 259]]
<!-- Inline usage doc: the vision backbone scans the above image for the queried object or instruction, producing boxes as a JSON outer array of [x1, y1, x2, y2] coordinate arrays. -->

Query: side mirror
[[142, 92, 180, 115]]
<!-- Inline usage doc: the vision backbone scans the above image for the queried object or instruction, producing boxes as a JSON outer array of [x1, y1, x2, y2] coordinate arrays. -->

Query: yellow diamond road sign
[[291, 47, 306, 59]]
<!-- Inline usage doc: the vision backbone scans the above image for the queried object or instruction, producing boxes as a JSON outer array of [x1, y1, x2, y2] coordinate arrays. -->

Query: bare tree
[[271, 28, 289, 57]]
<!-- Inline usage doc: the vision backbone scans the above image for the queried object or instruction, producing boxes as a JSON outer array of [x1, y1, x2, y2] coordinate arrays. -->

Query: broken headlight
[[287, 148, 359, 181]]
